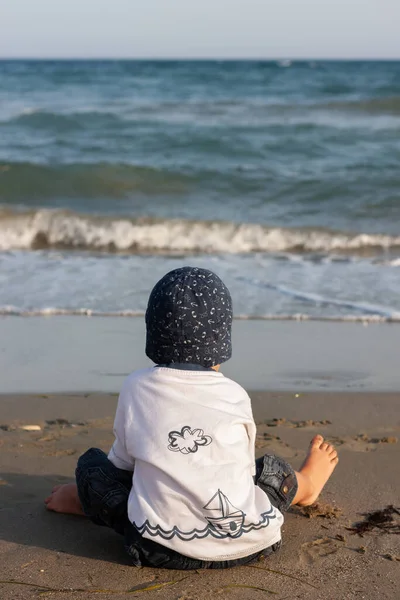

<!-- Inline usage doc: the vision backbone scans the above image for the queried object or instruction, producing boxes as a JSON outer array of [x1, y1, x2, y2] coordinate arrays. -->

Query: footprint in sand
[[255, 432, 295, 458], [262, 418, 332, 429], [299, 537, 340, 565], [44, 448, 77, 457], [329, 434, 398, 452]]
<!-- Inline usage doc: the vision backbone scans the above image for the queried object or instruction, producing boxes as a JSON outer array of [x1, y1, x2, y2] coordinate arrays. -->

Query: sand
[[1, 390, 399, 600], [2, 317, 400, 393]]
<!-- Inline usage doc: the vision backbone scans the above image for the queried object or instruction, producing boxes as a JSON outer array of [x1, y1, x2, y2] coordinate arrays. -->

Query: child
[[45, 266, 338, 569]]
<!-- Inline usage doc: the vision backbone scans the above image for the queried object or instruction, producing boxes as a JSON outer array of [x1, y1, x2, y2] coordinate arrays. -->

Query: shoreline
[[2, 312, 400, 323]]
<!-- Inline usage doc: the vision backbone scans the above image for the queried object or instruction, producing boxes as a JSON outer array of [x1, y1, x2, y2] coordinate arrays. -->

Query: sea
[[1, 60, 400, 322]]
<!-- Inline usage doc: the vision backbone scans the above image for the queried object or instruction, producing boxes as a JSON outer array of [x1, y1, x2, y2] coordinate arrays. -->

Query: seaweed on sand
[[346, 505, 400, 536]]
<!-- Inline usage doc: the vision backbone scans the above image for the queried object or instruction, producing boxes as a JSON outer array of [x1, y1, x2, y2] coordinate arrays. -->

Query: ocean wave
[[0, 162, 192, 200], [0, 109, 125, 131], [324, 96, 400, 116], [1, 305, 399, 322], [1, 208, 400, 255], [2, 96, 400, 131]]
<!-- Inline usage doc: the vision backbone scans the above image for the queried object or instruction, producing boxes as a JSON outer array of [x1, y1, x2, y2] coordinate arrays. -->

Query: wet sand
[[1, 317, 400, 393], [1, 391, 399, 599]]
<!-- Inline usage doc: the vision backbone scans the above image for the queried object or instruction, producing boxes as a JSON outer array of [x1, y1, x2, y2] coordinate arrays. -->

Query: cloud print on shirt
[[168, 426, 212, 454]]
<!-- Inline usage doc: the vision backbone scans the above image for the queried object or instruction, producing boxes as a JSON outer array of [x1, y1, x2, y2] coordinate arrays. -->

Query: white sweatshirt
[[108, 366, 283, 561]]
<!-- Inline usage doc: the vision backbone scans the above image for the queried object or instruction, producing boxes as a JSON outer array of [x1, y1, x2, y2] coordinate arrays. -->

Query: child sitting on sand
[[45, 266, 338, 569]]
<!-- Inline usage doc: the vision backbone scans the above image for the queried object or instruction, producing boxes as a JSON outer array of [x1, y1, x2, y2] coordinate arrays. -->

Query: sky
[[0, 0, 399, 59]]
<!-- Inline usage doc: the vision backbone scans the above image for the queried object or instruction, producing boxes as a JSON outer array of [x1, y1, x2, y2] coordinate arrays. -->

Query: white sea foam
[[387, 258, 400, 267], [1, 209, 400, 256], [236, 277, 400, 320], [0, 306, 145, 317], [1, 305, 399, 322]]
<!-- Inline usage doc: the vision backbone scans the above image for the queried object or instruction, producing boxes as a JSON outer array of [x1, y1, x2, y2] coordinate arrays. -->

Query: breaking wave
[[1, 208, 400, 255]]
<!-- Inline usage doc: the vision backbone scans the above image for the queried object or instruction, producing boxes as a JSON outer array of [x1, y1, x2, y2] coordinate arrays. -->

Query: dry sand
[[0, 391, 399, 600]]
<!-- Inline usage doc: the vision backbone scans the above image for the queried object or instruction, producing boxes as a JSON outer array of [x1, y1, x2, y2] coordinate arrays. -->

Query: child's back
[[110, 365, 283, 561]]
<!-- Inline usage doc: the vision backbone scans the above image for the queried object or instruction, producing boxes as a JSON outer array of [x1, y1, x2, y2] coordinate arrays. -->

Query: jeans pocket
[[257, 456, 298, 512], [277, 472, 297, 507]]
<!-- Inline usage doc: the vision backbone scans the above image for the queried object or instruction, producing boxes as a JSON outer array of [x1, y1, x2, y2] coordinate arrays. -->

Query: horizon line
[[1, 56, 400, 62]]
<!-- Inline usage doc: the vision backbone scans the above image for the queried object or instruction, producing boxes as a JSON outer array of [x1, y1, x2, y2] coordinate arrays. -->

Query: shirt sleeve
[[108, 384, 135, 471]]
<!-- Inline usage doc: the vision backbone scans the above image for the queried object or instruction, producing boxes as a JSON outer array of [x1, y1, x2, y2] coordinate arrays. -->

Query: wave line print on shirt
[[167, 425, 212, 454], [134, 490, 276, 541]]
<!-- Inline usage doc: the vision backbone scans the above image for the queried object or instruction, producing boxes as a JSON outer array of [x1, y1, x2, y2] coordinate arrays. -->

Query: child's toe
[[310, 434, 324, 448]]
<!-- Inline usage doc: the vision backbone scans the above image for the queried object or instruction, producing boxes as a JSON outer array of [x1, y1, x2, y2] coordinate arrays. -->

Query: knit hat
[[145, 266, 232, 367]]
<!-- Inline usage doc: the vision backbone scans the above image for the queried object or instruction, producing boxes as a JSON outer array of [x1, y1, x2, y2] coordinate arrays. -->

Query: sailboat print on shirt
[[203, 489, 245, 537]]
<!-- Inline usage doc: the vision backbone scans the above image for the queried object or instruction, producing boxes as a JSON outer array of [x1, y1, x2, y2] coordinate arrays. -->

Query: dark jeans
[[76, 448, 298, 569]]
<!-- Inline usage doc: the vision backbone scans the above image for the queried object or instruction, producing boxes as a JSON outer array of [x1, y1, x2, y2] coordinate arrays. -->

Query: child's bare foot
[[294, 435, 338, 506], [44, 483, 85, 515]]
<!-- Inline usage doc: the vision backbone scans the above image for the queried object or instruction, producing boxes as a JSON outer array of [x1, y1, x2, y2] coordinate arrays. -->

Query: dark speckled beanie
[[145, 266, 233, 367]]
